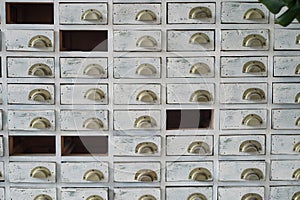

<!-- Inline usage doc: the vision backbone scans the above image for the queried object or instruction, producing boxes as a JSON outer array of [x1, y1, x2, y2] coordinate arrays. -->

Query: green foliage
[[259, 0, 300, 26]]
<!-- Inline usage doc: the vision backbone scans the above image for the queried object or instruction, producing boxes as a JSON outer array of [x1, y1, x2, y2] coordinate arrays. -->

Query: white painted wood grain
[[273, 83, 300, 104], [166, 187, 213, 200], [218, 187, 265, 200], [274, 56, 300, 77], [272, 109, 300, 130], [10, 188, 56, 200], [270, 186, 300, 200], [275, 29, 300, 50], [114, 188, 161, 200], [272, 135, 300, 155], [61, 188, 108, 200], [271, 160, 300, 181]]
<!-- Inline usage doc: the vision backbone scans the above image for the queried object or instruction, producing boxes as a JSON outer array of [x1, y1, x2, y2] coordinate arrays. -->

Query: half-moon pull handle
[[293, 142, 300, 152], [30, 166, 51, 179], [293, 169, 300, 179], [296, 118, 300, 126], [28, 63, 53, 77], [189, 33, 210, 44], [135, 142, 158, 154], [187, 141, 210, 155], [241, 168, 263, 180], [189, 63, 211, 75], [296, 64, 300, 75], [296, 35, 300, 45], [134, 116, 157, 128], [134, 169, 158, 182], [28, 35, 52, 48], [239, 140, 262, 154], [242, 88, 265, 101], [83, 118, 104, 130], [84, 88, 105, 101], [242, 114, 263, 126], [28, 89, 52, 102], [189, 168, 212, 181], [243, 61, 266, 73], [136, 10, 157, 21], [189, 7, 212, 19], [136, 90, 158, 103], [138, 195, 157, 200], [136, 36, 157, 48], [243, 34, 266, 48], [136, 63, 157, 76], [83, 169, 104, 182], [84, 64, 105, 77], [292, 191, 300, 200], [81, 9, 103, 21], [34, 194, 52, 200], [241, 193, 263, 200], [86, 195, 104, 200], [244, 8, 265, 20], [295, 93, 300, 103], [30, 117, 51, 129], [190, 90, 212, 103], [187, 193, 207, 200]]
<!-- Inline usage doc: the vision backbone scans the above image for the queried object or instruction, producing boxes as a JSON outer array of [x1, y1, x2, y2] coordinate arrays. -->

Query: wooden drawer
[[61, 188, 108, 200], [272, 109, 300, 130], [10, 188, 56, 200], [274, 56, 300, 77], [0, 188, 3, 199], [275, 29, 300, 50], [114, 188, 161, 200], [0, 163, 4, 182], [272, 135, 300, 155], [0, 137, 3, 157], [273, 83, 300, 104], [166, 187, 212, 200], [271, 160, 300, 181], [270, 186, 300, 200], [218, 187, 265, 200]]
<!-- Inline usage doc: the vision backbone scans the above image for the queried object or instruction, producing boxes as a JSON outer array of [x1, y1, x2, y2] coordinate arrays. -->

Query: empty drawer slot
[[60, 30, 108, 51], [62, 136, 108, 156], [9, 136, 55, 156], [6, 3, 54, 24], [166, 109, 213, 130]]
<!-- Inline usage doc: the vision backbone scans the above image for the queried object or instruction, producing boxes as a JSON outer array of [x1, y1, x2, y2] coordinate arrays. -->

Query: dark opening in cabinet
[[60, 30, 108, 51], [6, 3, 54, 24]]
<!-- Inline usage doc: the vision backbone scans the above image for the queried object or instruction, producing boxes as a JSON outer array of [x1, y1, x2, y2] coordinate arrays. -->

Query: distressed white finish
[[167, 3, 215, 24], [114, 188, 161, 200], [166, 187, 213, 200], [0, 163, 3, 182], [218, 187, 265, 200], [60, 57, 108, 78], [275, 29, 300, 50], [61, 162, 109, 183], [10, 188, 56, 200], [271, 160, 300, 181], [272, 109, 300, 130], [0, 110, 2, 131], [221, 29, 269, 50], [270, 186, 300, 200], [167, 57, 215, 78], [167, 30, 215, 51], [114, 136, 161, 156], [114, 162, 161, 182], [59, 3, 108, 24], [219, 161, 266, 181], [166, 161, 213, 182], [220, 83, 267, 104], [8, 162, 56, 183], [0, 188, 4, 199], [219, 135, 265, 155], [221, 56, 268, 77], [220, 109, 267, 130], [113, 4, 161, 24], [273, 83, 300, 104], [272, 135, 300, 155], [114, 57, 161, 79], [61, 188, 108, 200], [60, 110, 108, 131], [274, 56, 300, 77], [60, 84, 108, 105], [114, 30, 161, 51], [7, 110, 55, 131], [0, 85, 2, 104], [5, 30, 54, 52], [0, 137, 3, 157]]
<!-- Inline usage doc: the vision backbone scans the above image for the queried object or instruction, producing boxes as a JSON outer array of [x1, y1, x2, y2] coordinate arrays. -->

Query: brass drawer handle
[[86, 195, 104, 200], [136, 36, 157, 48], [293, 142, 300, 152], [295, 93, 300, 103], [28, 63, 52, 77], [30, 117, 51, 129], [243, 61, 266, 73], [30, 166, 51, 179], [83, 118, 104, 130], [241, 193, 262, 200], [242, 88, 265, 101], [83, 169, 104, 182], [189, 33, 210, 44], [296, 35, 300, 45], [136, 63, 157, 76], [296, 118, 300, 126], [189, 167, 212, 181], [190, 90, 212, 103], [134, 169, 158, 182], [293, 169, 300, 179], [136, 10, 157, 21], [239, 140, 262, 154], [244, 8, 265, 20], [243, 34, 266, 48], [187, 141, 210, 154], [81, 9, 103, 21], [34, 194, 52, 200], [84, 88, 105, 101], [28, 89, 51, 102], [84, 64, 105, 77], [135, 142, 158, 154], [241, 168, 264, 180], [187, 193, 207, 200], [138, 195, 157, 200], [189, 62, 211, 75], [136, 90, 158, 103], [242, 114, 263, 126], [28, 35, 52, 48], [292, 191, 300, 200], [296, 64, 300, 75], [189, 7, 212, 19], [134, 116, 157, 128]]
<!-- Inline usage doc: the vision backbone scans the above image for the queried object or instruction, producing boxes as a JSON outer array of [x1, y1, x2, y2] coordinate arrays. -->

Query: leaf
[[275, 4, 300, 26], [259, 0, 288, 14]]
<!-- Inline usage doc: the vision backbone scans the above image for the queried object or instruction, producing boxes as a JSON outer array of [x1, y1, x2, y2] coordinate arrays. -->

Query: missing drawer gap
[[9, 136, 55, 156], [6, 3, 54, 24], [166, 109, 213, 130], [62, 136, 108, 156], [60, 30, 108, 51]]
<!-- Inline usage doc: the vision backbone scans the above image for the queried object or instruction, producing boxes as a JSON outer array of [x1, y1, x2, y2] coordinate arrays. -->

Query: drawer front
[[219, 161, 266, 181], [167, 83, 215, 104], [60, 110, 108, 131], [220, 109, 267, 130], [220, 83, 267, 104], [10, 188, 56, 200], [114, 188, 161, 200], [7, 57, 55, 78], [114, 30, 161, 51], [270, 186, 300, 200], [61, 162, 109, 183], [0, 163, 3, 182], [114, 110, 161, 130], [166, 187, 212, 200], [7, 84, 55, 105], [6, 30, 54, 52], [8, 162, 56, 183], [275, 29, 300, 50], [114, 57, 161, 79], [0, 137, 3, 156], [61, 84, 108, 105], [272, 135, 300, 155], [221, 56, 268, 77], [0, 188, 3, 199], [219, 135, 265, 156], [61, 188, 108, 200], [168, 30, 215, 51], [166, 135, 213, 156], [0, 85, 2, 104], [274, 56, 300, 77], [167, 3, 215, 24], [0, 110, 2, 131], [114, 84, 161, 105], [8, 110, 55, 131], [113, 4, 161, 24], [60, 58, 108, 78], [59, 3, 108, 24], [166, 161, 213, 182], [114, 162, 160, 182], [273, 83, 300, 104], [221, 2, 268, 23], [218, 187, 265, 200], [272, 109, 300, 130], [114, 136, 161, 156], [167, 57, 214, 78], [271, 160, 300, 181], [221, 29, 269, 51]]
